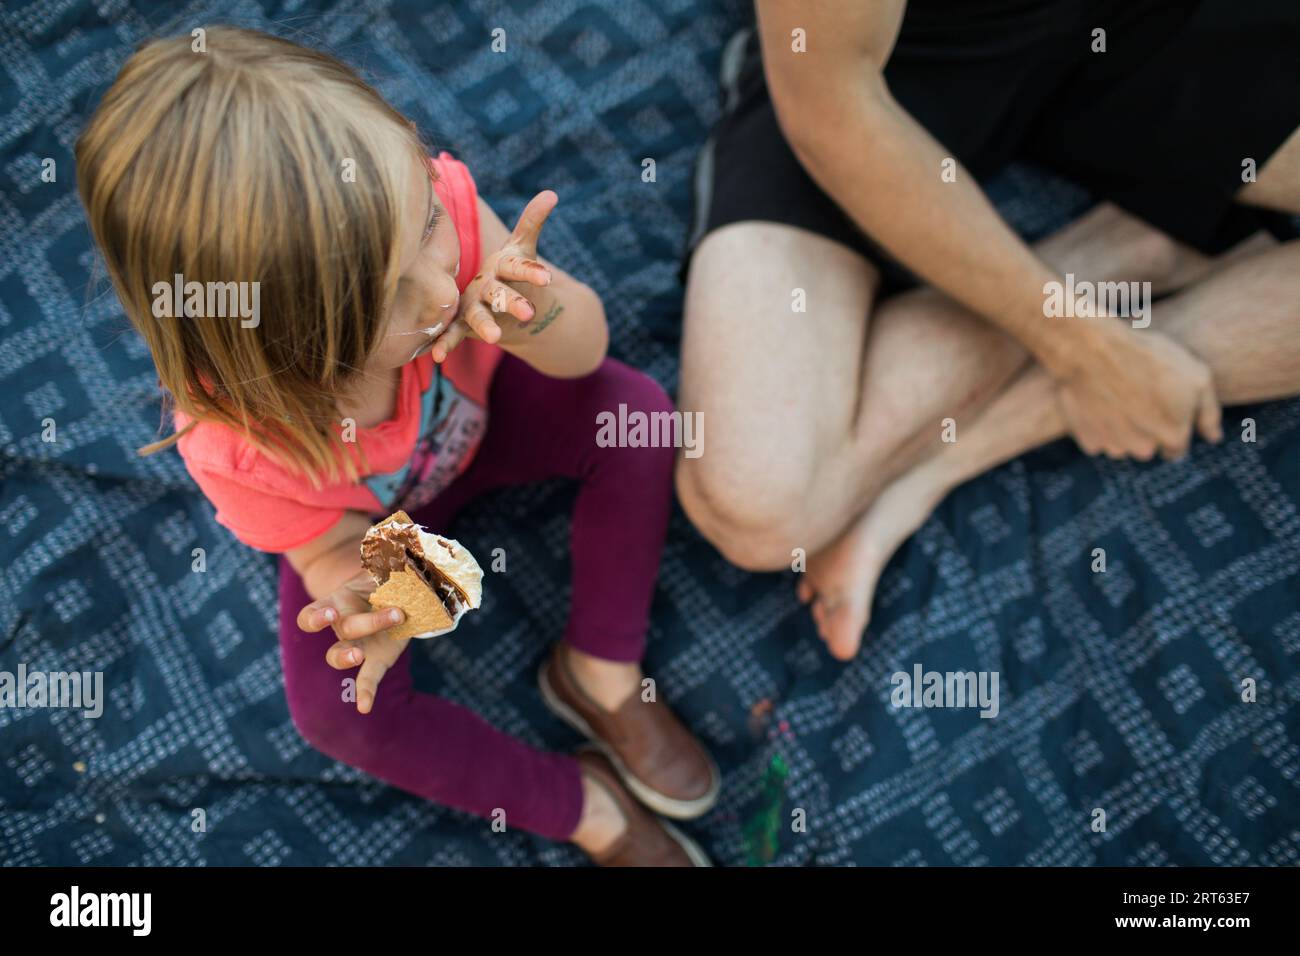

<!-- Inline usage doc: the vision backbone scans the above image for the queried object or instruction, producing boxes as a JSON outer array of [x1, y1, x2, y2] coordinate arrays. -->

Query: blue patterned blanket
[[2, 0, 1298, 866]]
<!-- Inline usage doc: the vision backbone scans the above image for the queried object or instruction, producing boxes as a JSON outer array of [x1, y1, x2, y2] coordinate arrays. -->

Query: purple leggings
[[277, 355, 675, 841]]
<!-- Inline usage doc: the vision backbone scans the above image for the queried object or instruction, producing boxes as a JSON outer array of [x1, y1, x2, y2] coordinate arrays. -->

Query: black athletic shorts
[[683, 0, 1300, 292]]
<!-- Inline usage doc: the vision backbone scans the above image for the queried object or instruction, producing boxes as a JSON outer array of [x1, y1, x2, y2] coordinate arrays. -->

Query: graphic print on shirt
[[362, 369, 488, 513]]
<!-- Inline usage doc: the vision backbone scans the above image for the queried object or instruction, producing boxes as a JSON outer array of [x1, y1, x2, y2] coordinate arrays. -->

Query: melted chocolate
[[362, 514, 469, 618], [404, 550, 466, 617], [360, 519, 421, 583]]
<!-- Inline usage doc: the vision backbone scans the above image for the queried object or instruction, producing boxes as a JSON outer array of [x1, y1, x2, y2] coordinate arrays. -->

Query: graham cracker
[[367, 567, 453, 640]]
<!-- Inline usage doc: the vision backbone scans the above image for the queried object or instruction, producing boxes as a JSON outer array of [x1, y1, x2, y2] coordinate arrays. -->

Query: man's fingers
[[336, 606, 404, 640], [495, 254, 551, 287], [1159, 444, 1190, 462], [1130, 440, 1157, 462], [1157, 428, 1192, 461], [1114, 423, 1159, 461], [482, 279, 535, 322], [1073, 431, 1100, 457], [509, 190, 558, 250], [1196, 389, 1224, 444], [1077, 417, 1119, 457]]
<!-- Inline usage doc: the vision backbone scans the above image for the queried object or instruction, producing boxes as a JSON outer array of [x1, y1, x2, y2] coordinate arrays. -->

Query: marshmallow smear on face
[[360, 511, 484, 640]]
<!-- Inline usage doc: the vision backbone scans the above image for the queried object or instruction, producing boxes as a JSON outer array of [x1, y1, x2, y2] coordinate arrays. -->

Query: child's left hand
[[430, 190, 557, 362], [300, 570, 412, 715]]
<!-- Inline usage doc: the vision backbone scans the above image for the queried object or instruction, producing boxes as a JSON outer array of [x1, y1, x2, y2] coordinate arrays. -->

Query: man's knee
[[674, 452, 807, 572]]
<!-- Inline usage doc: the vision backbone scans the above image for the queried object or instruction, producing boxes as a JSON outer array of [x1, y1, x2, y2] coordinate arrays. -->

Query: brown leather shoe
[[539, 642, 721, 820], [577, 750, 711, 866]]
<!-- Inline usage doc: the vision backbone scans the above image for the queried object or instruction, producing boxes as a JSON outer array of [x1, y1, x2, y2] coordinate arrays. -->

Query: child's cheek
[[439, 226, 461, 288], [373, 332, 418, 369]]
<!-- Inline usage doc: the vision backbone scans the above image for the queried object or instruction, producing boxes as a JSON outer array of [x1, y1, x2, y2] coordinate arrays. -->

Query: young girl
[[76, 26, 718, 865]]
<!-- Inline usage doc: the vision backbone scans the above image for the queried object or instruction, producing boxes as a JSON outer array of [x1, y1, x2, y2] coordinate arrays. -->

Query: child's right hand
[[296, 572, 411, 715], [429, 191, 557, 361]]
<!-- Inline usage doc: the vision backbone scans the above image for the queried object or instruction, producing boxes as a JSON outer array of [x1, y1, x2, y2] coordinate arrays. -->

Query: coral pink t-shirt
[[174, 153, 501, 553]]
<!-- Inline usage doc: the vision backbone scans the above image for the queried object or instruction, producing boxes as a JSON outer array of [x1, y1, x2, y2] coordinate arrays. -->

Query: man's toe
[[796, 578, 813, 604], [827, 608, 866, 661]]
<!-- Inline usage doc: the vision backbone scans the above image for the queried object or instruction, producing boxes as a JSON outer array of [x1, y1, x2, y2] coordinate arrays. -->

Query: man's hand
[[1055, 323, 1223, 460], [429, 191, 557, 362], [756, 1, 1221, 464]]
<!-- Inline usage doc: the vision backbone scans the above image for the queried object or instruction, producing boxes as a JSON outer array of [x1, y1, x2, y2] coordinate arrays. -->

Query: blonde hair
[[76, 26, 428, 485]]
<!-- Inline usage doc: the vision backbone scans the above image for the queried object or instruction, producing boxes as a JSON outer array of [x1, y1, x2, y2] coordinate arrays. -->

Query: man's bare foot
[[798, 458, 950, 660], [563, 645, 642, 711]]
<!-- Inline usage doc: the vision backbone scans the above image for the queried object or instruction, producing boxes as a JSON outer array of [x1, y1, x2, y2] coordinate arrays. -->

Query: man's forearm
[[782, 74, 1097, 375]]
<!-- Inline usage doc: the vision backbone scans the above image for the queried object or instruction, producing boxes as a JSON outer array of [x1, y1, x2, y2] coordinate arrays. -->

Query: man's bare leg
[[835, 205, 1237, 510], [677, 203, 1210, 572], [804, 239, 1300, 659], [798, 121, 1300, 657], [1238, 125, 1300, 215], [677, 220, 881, 573]]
